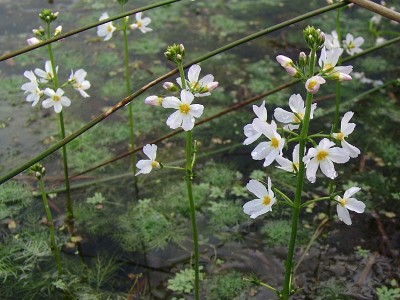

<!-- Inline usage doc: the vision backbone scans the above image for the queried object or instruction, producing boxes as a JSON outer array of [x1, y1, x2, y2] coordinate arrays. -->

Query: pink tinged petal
[[341, 140, 360, 158], [27, 37, 40, 45], [181, 114, 195, 131], [205, 81, 218, 92], [328, 147, 350, 163], [181, 89, 194, 105], [162, 96, 181, 109], [143, 144, 157, 160], [320, 159, 337, 179], [345, 198, 365, 213], [337, 205, 352, 225], [188, 64, 201, 83], [343, 187, 361, 199], [276, 55, 292, 67], [285, 66, 298, 76], [189, 104, 204, 118], [337, 73, 352, 81], [166, 111, 183, 129], [305, 159, 319, 183], [246, 180, 268, 199], [199, 74, 214, 85], [335, 65, 353, 75], [274, 108, 294, 124]]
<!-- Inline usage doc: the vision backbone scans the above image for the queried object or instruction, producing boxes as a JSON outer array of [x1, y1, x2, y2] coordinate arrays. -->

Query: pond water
[[1, 0, 399, 299]]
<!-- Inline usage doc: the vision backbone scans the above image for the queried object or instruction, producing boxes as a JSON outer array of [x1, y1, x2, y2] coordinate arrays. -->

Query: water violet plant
[[242, 26, 366, 299], [22, 9, 91, 233]]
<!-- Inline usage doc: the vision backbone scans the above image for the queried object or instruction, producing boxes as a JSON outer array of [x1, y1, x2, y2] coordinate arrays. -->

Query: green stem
[[281, 48, 317, 299], [47, 23, 74, 232], [178, 62, 199, 300], [121, 5, 139, 198], [39, 177, 62, 276], [300, 196, 332, 208]]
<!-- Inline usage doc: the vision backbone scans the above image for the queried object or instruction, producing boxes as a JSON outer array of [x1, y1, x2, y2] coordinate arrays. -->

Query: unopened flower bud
[[54, 25, 62, 36], [39, 9, 59, 23], [27, 37, 41, 46], [145, 95, 163, 106], [30, 163, 46, 180], [206, 81, 219, 92], [303, 26, 325, 50], [164, 43, 185, 64], [299, 51, 307, 67], [163, 82, 179, 92]]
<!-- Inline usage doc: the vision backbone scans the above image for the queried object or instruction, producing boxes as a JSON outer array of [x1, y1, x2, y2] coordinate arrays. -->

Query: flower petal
[[246, 180, 267, 199]]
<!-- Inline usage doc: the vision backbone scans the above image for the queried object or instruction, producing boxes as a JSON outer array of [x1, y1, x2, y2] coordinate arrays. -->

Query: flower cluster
[[277, 26, 354, 94], [136, 45, 218, 175], [325, 30, 364, 56], [242, 27, 365, 225], [21, 60, 90, 113], [97, 11, 152, 41], [27, 9, 62, 45]]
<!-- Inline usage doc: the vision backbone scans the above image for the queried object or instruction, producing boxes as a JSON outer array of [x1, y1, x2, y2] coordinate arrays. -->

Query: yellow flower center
[[179, 103, 190, 114], [336, 132, 344, 141], [263, 196, 271, 205], [316, 150, 328, 161], [107, 24, 114, 33], [338, 197, 347, 207], [294, 113, 304, 123], [157, 97, 163, 106], [137, 21, 142, 28], [292, 162, 299, 172], [151, 161, 159, 168], [307, 80, 317, 90], [271, 137, 279, 148], [323, 63, 333, 71], [53, 95, 60, 102], [348, 41, 355, 49]]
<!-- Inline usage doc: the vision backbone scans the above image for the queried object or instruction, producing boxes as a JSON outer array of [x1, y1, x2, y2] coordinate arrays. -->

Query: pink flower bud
[[27, 37, 40, 46], [145, 95, 163, 106], [206, 81, 219, 92], [276, 55, 293, 68]]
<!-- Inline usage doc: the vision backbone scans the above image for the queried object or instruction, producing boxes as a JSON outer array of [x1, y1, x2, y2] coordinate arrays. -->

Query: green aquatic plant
[[167, 266, 205, 295], [376, 279, 400, 300], [205, 271, 247, 300]]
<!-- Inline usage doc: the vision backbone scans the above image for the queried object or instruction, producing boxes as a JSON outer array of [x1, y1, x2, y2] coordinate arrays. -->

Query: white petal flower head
[[176, 64, 218, 97], [162, 89, 204, 131], [336, 187, 365, 225], [274, 94, 317, 130], [69, 69, 91, 98], [243, 100, 268, 145], [318, 47, 353, 81], [343, 33, 364, 56], [305, 75, 326, 94], [332, 111, 360, 158], [243, 177, 276, 219], [42, 88, 71, 113], [276, 144, 303, 173], [324, 30, 341, 50], [251, 120, 285, 167], [97, 12, 116, 41], [21, 71, 43, 106], [34, 60, 58, 83], [130, 12, 152, 34], [145, 95, 163, 106], [303, 138, 350, 183], [135, 144, 160, 176]]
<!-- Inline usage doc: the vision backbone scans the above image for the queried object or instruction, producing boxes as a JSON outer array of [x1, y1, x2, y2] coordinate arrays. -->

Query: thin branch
[[348, 0, 400, 23]]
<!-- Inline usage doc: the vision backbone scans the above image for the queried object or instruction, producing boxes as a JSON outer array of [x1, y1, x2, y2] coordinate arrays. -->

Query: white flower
[[34, 60, 58, 83], [324, 30, 341, 50], [274, 94, 317, 130], [251, 120, 285, 167], [336, 187, 365, 225], [375, 37, 386, 46], [303, 138, 350, 183], [97, 12, 116, 41], [69, 69, 91, 98], [318, 47, 353, 81], [343, 33, 364, 56], [276, 55, 298, 76], [276, 144, 303, 173], [243, 177, 276, 219], [129, 12, 152, 33], [27, 37, 41, 46], [305, 75, 326, 94], [54, 25, 62, 36], [162, 90, 204, 131], [42, 88, 71, 113], [243, 101, 268, 145], [176, 64, 218, 97], [21, 71, 43, 106], [332, 111, 360, 158], [135, 144, 160, 175], [145, 95, 163, 106]]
